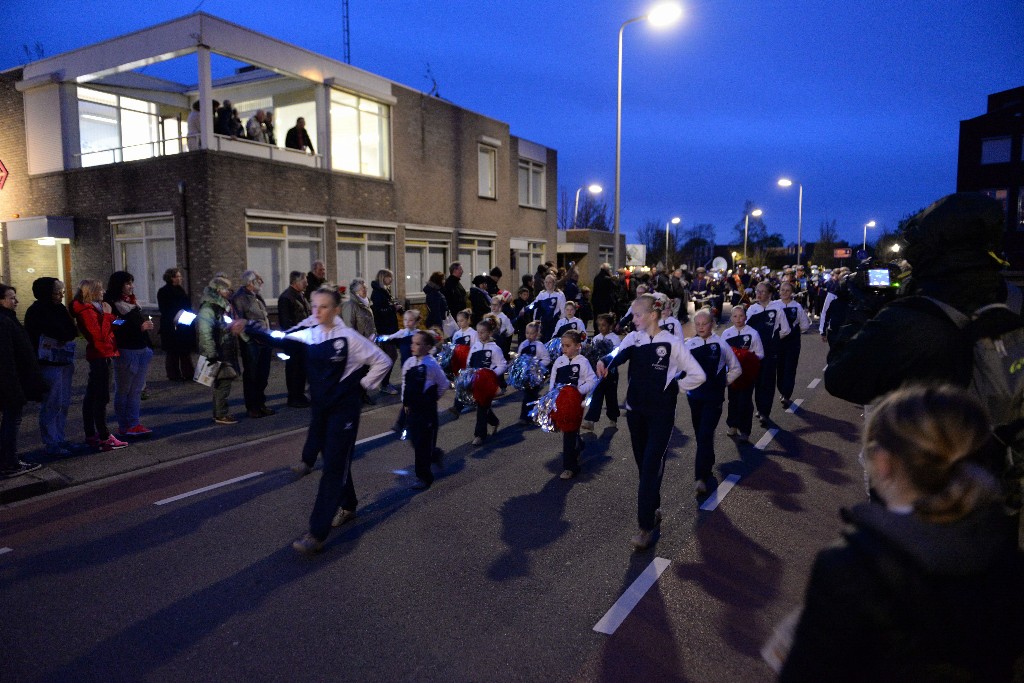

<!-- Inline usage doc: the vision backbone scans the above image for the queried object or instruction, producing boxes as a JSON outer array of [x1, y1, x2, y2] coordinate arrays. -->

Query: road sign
[[626, 244, 646, 268], [833, 248, 852, 258]]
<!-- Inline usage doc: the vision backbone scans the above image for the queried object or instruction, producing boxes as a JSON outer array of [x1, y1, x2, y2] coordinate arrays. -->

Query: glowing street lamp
[[573, 183, 604, 228], [613, 2, 684, 269], [665, 215, 681, 266], [891, 243, 901, 253], [743, 208, 763, 264], [862, 220, 877, 253], [777, 178, 803, 265]]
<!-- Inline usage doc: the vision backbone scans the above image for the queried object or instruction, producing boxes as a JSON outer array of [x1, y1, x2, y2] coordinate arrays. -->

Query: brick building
[[957, 85, 1024, 272], [0, 13, 556, 314]]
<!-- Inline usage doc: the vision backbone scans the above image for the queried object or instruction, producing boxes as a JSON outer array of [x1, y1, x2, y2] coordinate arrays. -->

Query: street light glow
[[866, 220, 876, 227], [751, 209, 763, 217], [670, 216, 681, 224], [777, 178, 793, 188], [891, 244, 901, 253], [647, 2, 683, 26], [588, 184, 603, 194]]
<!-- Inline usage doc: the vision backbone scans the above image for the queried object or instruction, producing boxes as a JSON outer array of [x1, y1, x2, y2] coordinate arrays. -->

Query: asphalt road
[[0, 330, 868, 682]]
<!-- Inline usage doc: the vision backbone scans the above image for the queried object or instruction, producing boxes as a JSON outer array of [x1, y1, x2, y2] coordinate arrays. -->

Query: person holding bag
[[72, 280, 127, 451], [105, 271, 155, 438], [197, 276, 241, 425]]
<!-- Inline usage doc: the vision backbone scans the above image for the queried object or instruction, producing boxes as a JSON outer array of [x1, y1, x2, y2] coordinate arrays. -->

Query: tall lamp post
[[613, 2, 683, 270], [743, 207, 762, 264], [777, 178, 803, 266], [862, 220, 876, 253], [664, 216, 680, 266], [573, 183, 604, 228]]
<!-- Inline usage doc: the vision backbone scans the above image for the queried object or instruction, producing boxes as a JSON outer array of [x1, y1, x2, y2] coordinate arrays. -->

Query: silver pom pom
[[454, 368, 478, 407], [545, 337, 563, 361], [527, 384, 564, 433], [507, 354, 549, 390], [437, 342, 455, 375]]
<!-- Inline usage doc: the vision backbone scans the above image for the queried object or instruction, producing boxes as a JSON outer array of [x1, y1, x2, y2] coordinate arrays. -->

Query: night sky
[[2, 0, 1022, 249]]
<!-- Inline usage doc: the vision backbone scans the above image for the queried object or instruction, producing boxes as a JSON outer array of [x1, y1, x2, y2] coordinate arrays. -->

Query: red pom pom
[[472, 368, 500, 408], [553, 385, 584, 432], [729, 347, 761, 391], [451, 344, 469, 374]]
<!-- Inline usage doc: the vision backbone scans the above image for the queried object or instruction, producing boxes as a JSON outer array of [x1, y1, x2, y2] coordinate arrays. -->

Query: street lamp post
[[664, 216, 680, 267], [613, 2, 683, 270], [573, 184, 604, 229], [743, 208, 762, 264], [777, 178, 803, 266], [862, 220, 877, 253]]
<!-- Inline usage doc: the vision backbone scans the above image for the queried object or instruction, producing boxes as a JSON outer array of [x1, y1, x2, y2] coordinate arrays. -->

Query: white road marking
[[786, 399, 804, 414], [154, 472, 264, 506], [356, 431, 393, 446], [821, 365, 827, 373], [807, 378, 820, 389], [593, 557, 672, 635], [700, 474, 741, 511], [0, 547, 12, 555], [755, 428, 779, 450]]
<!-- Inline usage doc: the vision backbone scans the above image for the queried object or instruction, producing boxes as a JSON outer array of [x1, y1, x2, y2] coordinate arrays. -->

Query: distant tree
[[558, 187, 612, 230], [732, 200, 770, 260], [872, 227, 900, 261], [810, 218, 839, 268], [22, 42, 44, 62], [635, 219, 664, 266], [680, 223, 716, 271]]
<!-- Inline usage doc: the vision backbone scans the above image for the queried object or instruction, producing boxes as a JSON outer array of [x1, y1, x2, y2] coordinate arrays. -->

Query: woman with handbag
[[157, 267, 195, 382], [423, 271, 449, 330], [196, 276, 241, 425], [370, 269, 402, 395]]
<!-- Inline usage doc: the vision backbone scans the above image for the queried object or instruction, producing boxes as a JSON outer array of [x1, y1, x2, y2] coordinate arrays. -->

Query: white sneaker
[[694, 479, 708, 495], [581, 421, 595, 432], [472, 436, 484, 446], [726, 427, 738, 437]]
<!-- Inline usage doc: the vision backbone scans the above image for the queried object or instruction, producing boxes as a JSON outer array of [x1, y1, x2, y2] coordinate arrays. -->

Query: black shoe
[[410, 479, 431, 491], [432, 448, 444, 467], [759, 416, 769, 428], [362, 391, 376, 405], [287, 398, 311, 408], [259, 406, 276, 416], [2, 461, 42, 478]]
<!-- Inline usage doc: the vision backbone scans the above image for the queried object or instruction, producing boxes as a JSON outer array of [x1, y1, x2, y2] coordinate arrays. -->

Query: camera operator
[[819, 261, 901, 363]]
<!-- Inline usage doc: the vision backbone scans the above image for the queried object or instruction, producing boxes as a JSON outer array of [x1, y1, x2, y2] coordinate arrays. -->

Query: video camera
[[840, 259, 901, 327]]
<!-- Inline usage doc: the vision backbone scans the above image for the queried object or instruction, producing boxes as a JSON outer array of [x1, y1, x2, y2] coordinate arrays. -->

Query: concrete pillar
[[197, 45, 213, 150]]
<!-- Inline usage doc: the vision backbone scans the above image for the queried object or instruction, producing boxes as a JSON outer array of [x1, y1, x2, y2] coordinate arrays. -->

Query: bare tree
[[681, 223, 716, 271], [810, 218, 840, 268]]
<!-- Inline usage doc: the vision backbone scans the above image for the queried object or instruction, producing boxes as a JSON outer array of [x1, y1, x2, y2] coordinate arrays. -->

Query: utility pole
[[342, 0, 351, 63]]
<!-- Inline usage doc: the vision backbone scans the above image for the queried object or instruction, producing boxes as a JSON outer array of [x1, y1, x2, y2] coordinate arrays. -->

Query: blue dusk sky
[[2, 0, 1022, 249]]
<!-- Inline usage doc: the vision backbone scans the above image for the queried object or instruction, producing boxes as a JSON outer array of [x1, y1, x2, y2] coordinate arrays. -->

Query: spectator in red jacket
[[71, 279, 128, 452]]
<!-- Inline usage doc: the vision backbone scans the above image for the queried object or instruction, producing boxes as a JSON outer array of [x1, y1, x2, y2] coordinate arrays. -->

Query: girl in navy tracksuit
[[402, 330, 449, 490], [776, 281, 810, 407], [582, 313, 621, 430], [553, 300, 585, 340], [721, 305, 765, 442], [517, 320, 551, 423], [242, 286, 391, 554], [745, 281, 791, 427], [468, 316, 507, 445], [597, 294, 706, 550], [532, 274, 566, 342], [548, 330, 597, 479], [684, 310, 741, 493], [385, 309, 422, 433], [448, 310, 479, 418]]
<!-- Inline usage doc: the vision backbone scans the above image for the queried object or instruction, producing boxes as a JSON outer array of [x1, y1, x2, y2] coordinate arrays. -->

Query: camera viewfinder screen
[[868, 269, 891, 287]]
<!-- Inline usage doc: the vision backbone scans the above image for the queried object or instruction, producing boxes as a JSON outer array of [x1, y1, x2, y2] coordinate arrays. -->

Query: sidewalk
[[1, 346, 406, 505]]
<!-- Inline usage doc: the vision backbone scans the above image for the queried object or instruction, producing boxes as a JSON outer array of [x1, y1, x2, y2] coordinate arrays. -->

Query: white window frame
[[404, 238, 451, 301], [79, 87, 178, 167], [478, 144, 497, 198], [458, 236, 496, 290], [330, 89, 392, 179], [335, 228, 395, 285], [109, 213, 177, 306], [598, 245, 615, 264], [518, 159, 546, 209], [245, 218, 325, 297], [980, 137, 1012, 165]]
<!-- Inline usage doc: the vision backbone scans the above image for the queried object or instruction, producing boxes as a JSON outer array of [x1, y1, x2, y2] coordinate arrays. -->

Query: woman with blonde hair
[[781, 385, 1024, 681], [71, 279, 127, 451], [342, 277, 378, 405], [369, 268, 402, 395]]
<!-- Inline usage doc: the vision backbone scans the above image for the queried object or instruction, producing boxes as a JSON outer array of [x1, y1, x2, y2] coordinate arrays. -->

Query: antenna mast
[[342, 0, 351, 63]]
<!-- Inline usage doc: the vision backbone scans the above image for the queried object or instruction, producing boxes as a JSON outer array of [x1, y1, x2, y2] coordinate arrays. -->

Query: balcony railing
[[75, 134, 323, 169]]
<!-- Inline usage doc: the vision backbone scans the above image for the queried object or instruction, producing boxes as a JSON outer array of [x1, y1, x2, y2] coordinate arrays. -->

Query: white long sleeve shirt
[[549, 353, 598, 395]]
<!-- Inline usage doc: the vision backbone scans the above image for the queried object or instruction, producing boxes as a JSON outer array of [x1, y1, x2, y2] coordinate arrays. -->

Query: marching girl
[[614, 283, 649, 335], [532, 273, 566, 342], [746, 281, 791, 427], [383, 309, 422, 434], [238, 286, 391, 554], [596, 294, 706, 550], [402, 330, 449, 490], [582, 313, 621, 431], [684, 310, 742, 494], [553, 300, 585, 340], [468, 315, 508, 446], [451, 309, 478, 347], [776, 281, 810, 408], [720, 305, 764, 442], [488, 294, 515, 358], [517, 320, 551, 425], [658, 296, 685, 341], [548, 330, 597, 479]]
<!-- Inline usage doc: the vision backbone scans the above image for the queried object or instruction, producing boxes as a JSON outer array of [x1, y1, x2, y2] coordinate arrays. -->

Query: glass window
[[518, 160, 545, 208], [111, 216, 177, 305], [405, 239, 450, 294], [330, 90, 391, 179], [478, 145, 496, 198], [336, 229, 394, 284], [513, 240, 546, 290], [599, 245, 615, 264], [78, 87, 180, 167], [981, 137, 1012, 165], [246, 220, 324, 296], [458, 237, 495, 290]]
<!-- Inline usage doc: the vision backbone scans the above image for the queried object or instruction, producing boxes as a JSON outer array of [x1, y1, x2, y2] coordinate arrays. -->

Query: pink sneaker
[[99, 434, 129, 451], [120, 424, 153, 437]]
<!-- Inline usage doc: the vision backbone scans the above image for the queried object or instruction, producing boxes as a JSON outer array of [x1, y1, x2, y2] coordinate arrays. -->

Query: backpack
[[923, 284, 1024, 510]]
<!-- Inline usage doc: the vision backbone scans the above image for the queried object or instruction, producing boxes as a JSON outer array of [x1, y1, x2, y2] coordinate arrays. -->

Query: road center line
[[356, 431, 394, 446], [807, 378, 820, 389], [786, 399, 804, 414], [593, 557, 672, 635], [755, 428, 779, 450], [0, 547, 12, 556], [154, 472, 264, 506], [700, 474, 741, 511], [821, 365, 828, 373]]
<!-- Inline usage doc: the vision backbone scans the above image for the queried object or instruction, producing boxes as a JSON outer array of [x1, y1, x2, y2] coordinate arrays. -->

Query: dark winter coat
[[369, 281, 399, 334], [423, 280, 448, 329], [468, 286, 491, 326], [781, 502, 1024, 682], [23, 277, 78, 366], [442, 275, 468, 316], [277, 285, 311, 331], [157, 283, 194, 353], [0, 309, 46, 408]]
